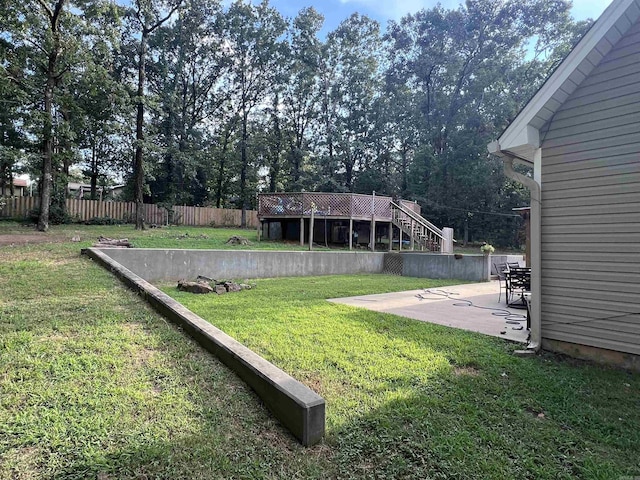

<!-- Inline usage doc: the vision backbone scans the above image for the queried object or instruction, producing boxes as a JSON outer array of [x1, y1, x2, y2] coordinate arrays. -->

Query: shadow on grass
[[329, 307, 640, 479]]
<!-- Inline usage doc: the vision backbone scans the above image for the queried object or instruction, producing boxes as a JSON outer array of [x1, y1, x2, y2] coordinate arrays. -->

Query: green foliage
[[84, 215, 126, 225], [28, 202, 77, 225], [2, 0, 591, 243]]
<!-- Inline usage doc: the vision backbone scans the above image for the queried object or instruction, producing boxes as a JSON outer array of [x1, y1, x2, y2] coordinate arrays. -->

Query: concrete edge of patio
[[82, 247, 326, 447], [329, 282, 530, 344]]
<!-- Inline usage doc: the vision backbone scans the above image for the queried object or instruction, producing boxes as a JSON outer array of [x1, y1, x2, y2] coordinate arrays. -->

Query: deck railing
[[258, 192, 420, 221]]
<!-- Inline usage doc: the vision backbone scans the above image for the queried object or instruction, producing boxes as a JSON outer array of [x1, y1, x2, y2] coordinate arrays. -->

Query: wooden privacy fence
[[0, 196, 258, 228]]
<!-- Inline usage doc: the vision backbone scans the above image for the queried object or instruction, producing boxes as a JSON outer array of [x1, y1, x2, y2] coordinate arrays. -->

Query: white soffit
[[496, 0, 640, 161]]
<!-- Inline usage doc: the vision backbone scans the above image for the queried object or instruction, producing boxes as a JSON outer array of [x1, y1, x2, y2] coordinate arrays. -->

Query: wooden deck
[[258, 192, 420, 222], [256, 192, 443, 252]]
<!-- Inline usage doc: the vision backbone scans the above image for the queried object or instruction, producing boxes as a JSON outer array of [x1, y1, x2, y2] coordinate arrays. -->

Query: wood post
[[257, 220, 262, 242], [300, 218, 304, 246], [399, 228, 403, 252], [349, 218, 353, 251], [388, 222, 393, 251], [370, 218, 375, 252], [410, 219, 415, 251], [309, 209, 315, 251]]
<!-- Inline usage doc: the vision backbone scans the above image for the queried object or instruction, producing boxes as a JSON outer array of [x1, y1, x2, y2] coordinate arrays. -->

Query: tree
[[280, 7, 324, 190], [319, 14, 382, 191], [225, 0, 287, 226], [147, 0, 227, 207], [385, 0, 589, 242], [129, 0, 183, 229]]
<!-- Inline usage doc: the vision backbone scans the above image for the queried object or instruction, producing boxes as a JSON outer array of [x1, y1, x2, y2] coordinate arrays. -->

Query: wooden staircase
[[390, 201, 444, 252]]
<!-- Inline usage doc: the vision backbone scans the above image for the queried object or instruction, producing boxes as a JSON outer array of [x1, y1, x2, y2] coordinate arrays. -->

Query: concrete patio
[[329, 281, 529, 343]]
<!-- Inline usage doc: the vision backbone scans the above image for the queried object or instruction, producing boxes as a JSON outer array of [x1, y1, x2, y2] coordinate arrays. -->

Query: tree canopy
[[0, 0, 590, 241]]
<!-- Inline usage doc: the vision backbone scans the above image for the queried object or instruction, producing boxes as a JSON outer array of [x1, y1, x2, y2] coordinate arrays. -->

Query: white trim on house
[[493, 0, 640, 162]]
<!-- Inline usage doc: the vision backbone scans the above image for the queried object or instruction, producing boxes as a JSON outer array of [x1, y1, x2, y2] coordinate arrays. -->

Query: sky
[[266, 0, 614, 36]]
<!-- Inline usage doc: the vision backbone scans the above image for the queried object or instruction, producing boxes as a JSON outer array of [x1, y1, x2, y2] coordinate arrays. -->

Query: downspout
[[492, 148, 542, 352]]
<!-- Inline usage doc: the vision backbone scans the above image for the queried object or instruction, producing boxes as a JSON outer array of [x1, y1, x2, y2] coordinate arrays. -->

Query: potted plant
[[480, 243, 495, 255]]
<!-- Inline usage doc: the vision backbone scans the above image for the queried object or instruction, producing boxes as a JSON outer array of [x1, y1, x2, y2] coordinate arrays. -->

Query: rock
[[225, 282, 242, 293], [239, 283, 252, 290], [197, 275, 214, 283], [215, 285, 227, 295], [177, 280, 213, 294], [177, 232, 209, 240], [71, 235, 81, 242], [94, 236, 132, 248], [226, 235, 250, 245]]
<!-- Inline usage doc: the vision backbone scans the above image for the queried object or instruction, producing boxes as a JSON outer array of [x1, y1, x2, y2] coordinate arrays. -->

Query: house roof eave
[[490, 0, 640, 160]]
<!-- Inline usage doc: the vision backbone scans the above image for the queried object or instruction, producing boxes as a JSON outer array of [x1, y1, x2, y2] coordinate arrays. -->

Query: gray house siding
[[540, 19, 640, 356]]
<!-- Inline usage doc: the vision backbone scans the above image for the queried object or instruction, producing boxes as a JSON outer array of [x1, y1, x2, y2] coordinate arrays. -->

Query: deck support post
[[349, 218, 353, 251], [370, 218, 375, 252], [399, 228, 402, 252], [410, 219, 415, 251], [299, 218, 304, 246], [388, 222, 393, 251], [257, 220, 262, 242], [309, 209, 315, 251]]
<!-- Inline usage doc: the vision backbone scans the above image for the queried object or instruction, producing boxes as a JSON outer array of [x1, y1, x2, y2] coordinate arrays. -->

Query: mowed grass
[[0, 220, 324, 251], [0, 225, 333, 479], [168, 276, 640, 479], [1, 222, 639, 479]]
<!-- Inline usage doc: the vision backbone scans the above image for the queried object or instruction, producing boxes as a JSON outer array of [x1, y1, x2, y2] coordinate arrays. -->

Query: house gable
[[492, 0, 640, 162]]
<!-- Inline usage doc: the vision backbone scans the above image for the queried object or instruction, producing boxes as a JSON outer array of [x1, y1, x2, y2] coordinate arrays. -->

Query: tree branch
[[146, 0, 184, 35]]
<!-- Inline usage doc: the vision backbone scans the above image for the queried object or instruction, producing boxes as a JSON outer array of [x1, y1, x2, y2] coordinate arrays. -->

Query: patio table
[[506, 267, 531, 309]]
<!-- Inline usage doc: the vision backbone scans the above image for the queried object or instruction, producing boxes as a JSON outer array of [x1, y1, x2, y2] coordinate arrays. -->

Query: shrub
[[29, 205, 75, 225], [84, 216, 125, 225]]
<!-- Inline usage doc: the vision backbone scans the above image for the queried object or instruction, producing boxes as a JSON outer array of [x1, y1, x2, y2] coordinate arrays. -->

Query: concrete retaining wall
[[98, 248, 493, 283], [99, 248, 387, 282], [83, 248, 325, 446], [400, 252, 490, 282]]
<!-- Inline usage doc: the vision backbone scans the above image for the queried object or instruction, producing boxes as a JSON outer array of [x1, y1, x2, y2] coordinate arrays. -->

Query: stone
[[215, 285, 227, 295], [71, 235, 81, 242], [177, 280, 213, 294], [225, 282, 242, 293], [239, 283, 252, 290], [196, 275, 214, 283], [226, 235, 250, 245], [94, 236, 132, 248]]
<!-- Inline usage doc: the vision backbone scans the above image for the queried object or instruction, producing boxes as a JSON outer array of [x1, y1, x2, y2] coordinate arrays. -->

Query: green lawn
[[1, 222, 639, 479], [0, 220, 321, 251], [168, 276, 640, 479]]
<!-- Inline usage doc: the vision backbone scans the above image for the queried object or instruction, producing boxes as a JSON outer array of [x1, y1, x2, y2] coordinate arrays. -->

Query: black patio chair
[[507, 267, 531, 308], [494, 262, 510, 303]]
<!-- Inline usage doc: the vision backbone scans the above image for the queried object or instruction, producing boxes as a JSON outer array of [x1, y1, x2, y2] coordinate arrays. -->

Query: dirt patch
[[453, 366, 481, 377], [0, 233, 69, 246]]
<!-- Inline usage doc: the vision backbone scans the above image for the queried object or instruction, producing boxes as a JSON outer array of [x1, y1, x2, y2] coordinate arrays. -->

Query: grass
[[1, 222, 639, 479], [166, 276, 640, 479], [0, 220, 326, 251]]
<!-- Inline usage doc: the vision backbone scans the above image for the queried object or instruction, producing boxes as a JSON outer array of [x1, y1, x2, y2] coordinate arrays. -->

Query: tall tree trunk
[[239, 111, 248, 227], [37, 0, 65, 231], [38, 40, 58, 232], [269, 95, 281, 192], [134, 32, 148, 230], [90, 142, 98, 200], [215, 125, 233, 208]]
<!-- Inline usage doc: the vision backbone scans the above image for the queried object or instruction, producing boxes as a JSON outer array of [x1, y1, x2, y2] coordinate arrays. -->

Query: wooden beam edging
[[81, 247, 325, 446]]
